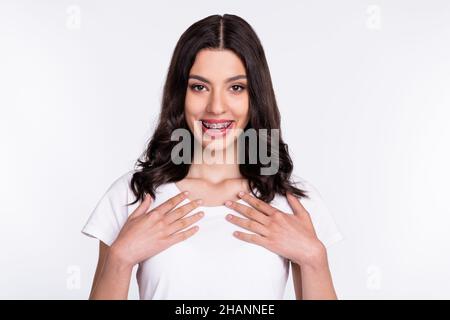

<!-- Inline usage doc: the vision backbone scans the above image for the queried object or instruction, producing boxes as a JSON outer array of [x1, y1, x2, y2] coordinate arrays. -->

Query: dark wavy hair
[[128, 14, 309, 206]]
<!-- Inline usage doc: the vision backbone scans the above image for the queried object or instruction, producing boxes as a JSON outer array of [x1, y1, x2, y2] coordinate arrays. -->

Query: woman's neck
[[187, 162, 241, 184], [188, 142, 242, 184]]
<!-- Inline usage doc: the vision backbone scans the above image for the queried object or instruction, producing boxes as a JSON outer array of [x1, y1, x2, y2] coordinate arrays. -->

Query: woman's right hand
[[109, 191, 203, 268]]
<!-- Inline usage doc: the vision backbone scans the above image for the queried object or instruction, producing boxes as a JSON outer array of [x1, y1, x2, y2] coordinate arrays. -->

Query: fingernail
[[226, 214, 233, 220], [199, 211, 204, 217], [184, 191, 189, 196], [225, 201, 232, 207], [238, 191, 245, 197], [196, 199, 203, 205]]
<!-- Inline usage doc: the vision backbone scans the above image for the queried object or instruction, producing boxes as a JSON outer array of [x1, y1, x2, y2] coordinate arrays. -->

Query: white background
[[1, 0, 449, 299]]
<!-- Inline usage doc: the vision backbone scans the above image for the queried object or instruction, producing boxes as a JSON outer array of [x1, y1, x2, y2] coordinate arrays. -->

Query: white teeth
[[202, 121, 232, 129]]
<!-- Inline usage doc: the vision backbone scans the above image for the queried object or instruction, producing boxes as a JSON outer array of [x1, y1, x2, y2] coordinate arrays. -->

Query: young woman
[[81, 14, 343, 300]]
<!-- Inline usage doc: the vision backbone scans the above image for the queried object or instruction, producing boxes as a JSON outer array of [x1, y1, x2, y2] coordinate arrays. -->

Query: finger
[[225, 200, 271, 225], [130, 193, 153, 218], [237, 192, 278, 216], [226, 214, 270, 237], [150, 191, 189, 216], [232, 230, 267, 247], [164, 199, 203, 224], [286, 192, 308, 217], [167, 211, 204, 235], [166, 225, 199, 245]]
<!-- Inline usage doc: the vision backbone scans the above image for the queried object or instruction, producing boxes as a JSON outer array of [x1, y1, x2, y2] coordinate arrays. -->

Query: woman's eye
[[191, 84, 207, 92], [230, 85, 245, 93]]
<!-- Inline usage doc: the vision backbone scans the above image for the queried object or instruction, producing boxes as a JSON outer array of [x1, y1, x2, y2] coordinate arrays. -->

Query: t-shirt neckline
[[170, 181, 247, 209]]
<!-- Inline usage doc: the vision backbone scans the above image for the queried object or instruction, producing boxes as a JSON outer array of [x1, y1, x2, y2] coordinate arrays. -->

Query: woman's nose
[[206, 90, 227, 114]]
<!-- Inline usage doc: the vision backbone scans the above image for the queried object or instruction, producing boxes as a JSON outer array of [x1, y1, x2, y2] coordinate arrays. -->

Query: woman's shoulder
[[105, 170, 178, 214], [109, 169, 177, 197], [270, 173, 318, 209], [104, 169, 136, 192], [271, 173, 344, 248]]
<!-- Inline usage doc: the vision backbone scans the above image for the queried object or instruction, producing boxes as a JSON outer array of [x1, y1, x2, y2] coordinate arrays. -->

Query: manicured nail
[[196, 199, 203, 205], [184, 191, 189, 196], [225, 201, 232, 207], [226, 214, 233, 220], [238, 191, 245, 197]]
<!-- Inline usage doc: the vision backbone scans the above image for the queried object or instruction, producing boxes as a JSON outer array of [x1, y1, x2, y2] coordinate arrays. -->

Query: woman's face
[[185, 49, 250, 152]]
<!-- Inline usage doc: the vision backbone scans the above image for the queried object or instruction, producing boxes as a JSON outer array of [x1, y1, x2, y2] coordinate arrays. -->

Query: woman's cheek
[[230, 98, 249, 124], [187, 93, 208, 112], [185, 99, 203, 117]]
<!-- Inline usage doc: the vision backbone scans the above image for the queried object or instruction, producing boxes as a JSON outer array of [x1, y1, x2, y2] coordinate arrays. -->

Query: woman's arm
[[225, 192, 339, 299], [291, 261, 303, 300], [88, 241, 133, 300], [292, 246, 338, 300], [87, 192, 203, 299]]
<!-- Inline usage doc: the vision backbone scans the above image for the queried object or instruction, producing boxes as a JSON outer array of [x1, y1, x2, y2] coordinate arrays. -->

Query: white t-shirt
[[81, 170, 344, 300]]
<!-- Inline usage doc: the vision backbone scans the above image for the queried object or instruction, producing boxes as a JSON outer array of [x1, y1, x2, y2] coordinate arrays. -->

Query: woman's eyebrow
[[188, 74, 247, 84]]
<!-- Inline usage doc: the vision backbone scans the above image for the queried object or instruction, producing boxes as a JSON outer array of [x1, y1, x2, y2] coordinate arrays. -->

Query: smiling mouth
[[201, 120, 234, 129], [200, 119, 235, 137]]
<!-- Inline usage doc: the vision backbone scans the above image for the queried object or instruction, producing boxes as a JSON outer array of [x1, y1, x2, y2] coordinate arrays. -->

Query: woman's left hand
[[224, 191, 327, 268]]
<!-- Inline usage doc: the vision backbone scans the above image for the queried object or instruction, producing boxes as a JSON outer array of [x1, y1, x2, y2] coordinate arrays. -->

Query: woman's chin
[[201, 139, 234, 151]]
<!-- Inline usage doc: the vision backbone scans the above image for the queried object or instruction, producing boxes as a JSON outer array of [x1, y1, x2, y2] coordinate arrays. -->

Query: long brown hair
[[128, 14, 309, 206]]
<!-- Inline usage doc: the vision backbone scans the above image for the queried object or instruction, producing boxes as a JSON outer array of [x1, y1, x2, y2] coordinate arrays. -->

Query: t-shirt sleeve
[[81, 172, 133, 246], [282, 174, 345, 249]]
